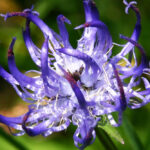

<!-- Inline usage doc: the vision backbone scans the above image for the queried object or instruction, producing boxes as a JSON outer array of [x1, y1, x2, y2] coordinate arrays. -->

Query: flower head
[[0, 0, 150, 149]]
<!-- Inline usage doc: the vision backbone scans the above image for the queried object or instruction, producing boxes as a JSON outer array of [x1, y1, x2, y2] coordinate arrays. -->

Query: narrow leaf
[[98, 123, 124, 144]]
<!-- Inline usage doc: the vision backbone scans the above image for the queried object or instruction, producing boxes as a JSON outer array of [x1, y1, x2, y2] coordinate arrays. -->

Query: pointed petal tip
[[119, 34, 124, 39], [123, 0, 137, 14], [0, 13, 5, 17], [41, 36, 49, 51], [10, 37, 16, 48], [23, 5, 39, 16], [0, 13, 9, 21], [74, 25, 82, 30], [74, 23, 88, 30], [8, 37, 16, 57], [64, 17, 71, 25], [23, 5, 34, 13], [57, 14, 71, 25]]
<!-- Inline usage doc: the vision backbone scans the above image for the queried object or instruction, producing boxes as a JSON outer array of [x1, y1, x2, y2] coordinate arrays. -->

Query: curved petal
[[1, 11, 60, 49], [7, 38, 41, 90], [0, 65, 18, 84], [112, 64, 127, 111], [0, 115, 24, 130], [117, 3, 141, 57], [0, 65, 38, 103], [23, 21, 41, 67], [41, 37, 59, 96], [73, 117, 99, 150], [83, 0, 100, 22], [118, 35, 148, 78], [75, 21, 112, 55], [57, 14, 71, 47]]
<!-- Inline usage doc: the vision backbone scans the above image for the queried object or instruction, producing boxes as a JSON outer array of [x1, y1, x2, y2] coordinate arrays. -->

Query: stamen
[[54, 94, 59, 110], [105, 45, 113, 55], [102, 63, 111, 86]]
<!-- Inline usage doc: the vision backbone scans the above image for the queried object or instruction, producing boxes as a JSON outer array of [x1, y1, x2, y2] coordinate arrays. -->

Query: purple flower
[[0, 0, 150, 149]]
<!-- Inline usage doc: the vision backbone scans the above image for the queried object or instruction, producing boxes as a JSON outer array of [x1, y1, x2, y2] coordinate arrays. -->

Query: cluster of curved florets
[[0, 0, 149, 149]]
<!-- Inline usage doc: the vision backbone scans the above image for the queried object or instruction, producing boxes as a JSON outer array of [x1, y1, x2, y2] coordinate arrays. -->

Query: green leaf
[[98, 123, 124, 144], [0, 128, 28, 150], [122, 115, 144, 150]]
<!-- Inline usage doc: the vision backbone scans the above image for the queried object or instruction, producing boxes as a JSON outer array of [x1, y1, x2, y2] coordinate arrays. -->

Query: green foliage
[[98, 123, 124, 144]]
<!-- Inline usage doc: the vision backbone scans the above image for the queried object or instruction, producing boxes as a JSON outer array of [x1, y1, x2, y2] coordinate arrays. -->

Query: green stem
[[122, 115, 144, 150], [0, 128, 28, 150], [95, 128, 118, 150]]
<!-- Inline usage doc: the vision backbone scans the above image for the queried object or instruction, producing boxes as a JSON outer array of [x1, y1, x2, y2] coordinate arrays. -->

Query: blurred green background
[[0, 0, 150, 150]]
